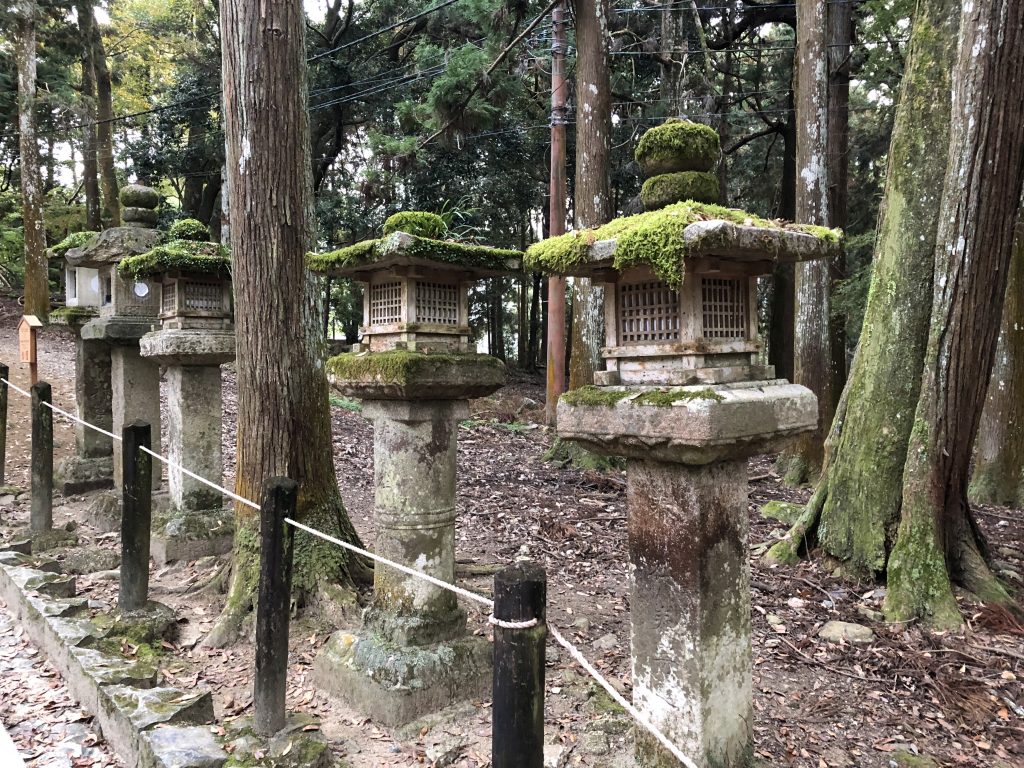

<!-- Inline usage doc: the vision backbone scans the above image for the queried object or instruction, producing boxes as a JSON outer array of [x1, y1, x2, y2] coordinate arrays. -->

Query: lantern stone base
[[313, 629, 491, 727], [55, 455, 114, 495], [139, 329, 235, 367], [151, 507, 234, 567], [326, 351, 506, 401], [556, 380, 816, 768], [88, 491, 170, 534], [73, 336, 114, 472], [80, 316, 155, 345]]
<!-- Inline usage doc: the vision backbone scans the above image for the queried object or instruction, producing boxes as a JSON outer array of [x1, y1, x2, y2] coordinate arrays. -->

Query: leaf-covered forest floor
[[0, 308, 1021, 768]]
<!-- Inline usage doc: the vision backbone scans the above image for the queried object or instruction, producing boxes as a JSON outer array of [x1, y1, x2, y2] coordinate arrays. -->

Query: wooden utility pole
[[545, 1, 568, 426]]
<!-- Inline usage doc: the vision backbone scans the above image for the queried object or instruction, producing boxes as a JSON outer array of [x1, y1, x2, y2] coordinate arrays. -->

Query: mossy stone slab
[[641, 171, 720, 210], [139, 725, 227, 768], [103, 685, 215, 732], [70, 646, 159, 688]]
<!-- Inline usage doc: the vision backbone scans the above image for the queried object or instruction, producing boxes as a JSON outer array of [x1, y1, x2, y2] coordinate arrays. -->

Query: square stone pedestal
[[56, 337, 114, 494]]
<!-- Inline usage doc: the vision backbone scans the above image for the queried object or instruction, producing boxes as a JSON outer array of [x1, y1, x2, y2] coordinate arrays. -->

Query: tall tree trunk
[[887, 0, 1024, 626], [15, 1, 49, 322], [767, 0, 959, 576], [780, 0, 833, 485], [90, 17, 120, 226], [660, 0, 710, 118], [77, 0, 101, 232], [211, 0, 367, 646], [970, 220, 1024, 507], [527, 271, 541, 371], [568, 0, 612, 389], [827, 0, 852, 392]]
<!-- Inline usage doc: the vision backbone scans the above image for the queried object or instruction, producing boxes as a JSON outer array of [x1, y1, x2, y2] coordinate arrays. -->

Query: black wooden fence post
[[30, 381, 53, 532], [254, 477, 298, 736], [492, 561, 547, 768], [119, 421, 152, 612], [0, 363, 8, 486]]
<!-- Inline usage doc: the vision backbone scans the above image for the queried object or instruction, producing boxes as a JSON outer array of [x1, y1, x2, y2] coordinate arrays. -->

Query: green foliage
[[49, 230, 98, 260], [381, 211, 447, 239], [525, 201, 841, 287], [118, 240, 230, 278], [308, 232, 521, 274], [635, 119, 721, 177], [640, 171, 720, 210], [167, 218, 211, 242], [329, 395, 363, 413], [560, 385, 724, 407]]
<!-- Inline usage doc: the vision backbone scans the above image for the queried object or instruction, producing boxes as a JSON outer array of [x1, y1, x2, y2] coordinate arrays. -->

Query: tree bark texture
[[15, 1, 49, 321], [90, 18, 119, 226], [660, 0, 711, 118], [970, 220, 1024, 507], [569, 0, 612, 390], [768, 0, 959, 576], [215, 0, 366, 645], [781, 0, 833, 485], [887, 0, 1024, 625], [76, 0, 101, 232]]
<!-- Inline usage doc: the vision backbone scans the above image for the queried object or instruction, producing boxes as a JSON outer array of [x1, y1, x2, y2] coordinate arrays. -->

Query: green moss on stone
[[50, 306, 99, 324], [119, 184, 160, 208], [561, 385, 724, 407], [167, 218, 211, 242], [641, 171, 720, 210], [524, 200, 841, 287], [118, 240, 230, 279], [635, 119, 721, 176], [760, 501, 804, 525], [327, 350, 503, 386], [308, 232, 520, 275], [50, 230, 99, 259], [382, 211, 447, 239]]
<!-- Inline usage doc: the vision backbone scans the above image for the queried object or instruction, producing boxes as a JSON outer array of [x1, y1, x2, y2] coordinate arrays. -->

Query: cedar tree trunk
[[77, 0, 101, 232], [90, 17, 119, 226], [15, 0, 49, 321], [210, 0, 368, 646]]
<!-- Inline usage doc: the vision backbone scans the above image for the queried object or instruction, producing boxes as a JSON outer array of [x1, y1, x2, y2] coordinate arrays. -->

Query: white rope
[[139, 447, 260, 510], [547, 623, 699, 768], [488, 615, 539, 630], [284, 517, 495, 608], [2, 372, 697, 767]]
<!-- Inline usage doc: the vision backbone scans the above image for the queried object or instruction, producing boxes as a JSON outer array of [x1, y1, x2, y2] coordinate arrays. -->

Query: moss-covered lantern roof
[[523, 201, 842, 287], [308, 230, 522, 279], [118, 240, 231, 280], [48, 230, 100, 262]]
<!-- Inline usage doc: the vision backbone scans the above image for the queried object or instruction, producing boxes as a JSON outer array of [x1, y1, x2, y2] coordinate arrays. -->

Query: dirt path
[[0, 304, 1021, 767]]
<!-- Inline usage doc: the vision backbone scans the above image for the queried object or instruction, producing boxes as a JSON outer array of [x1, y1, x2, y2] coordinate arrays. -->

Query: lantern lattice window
[[370, 282, 403, 325], [619, 281, 680, 345], [162, 282, 178, 315], [701, 278, 747, 340], [184, 281, 222, 312], [415, 282, 459, 325]]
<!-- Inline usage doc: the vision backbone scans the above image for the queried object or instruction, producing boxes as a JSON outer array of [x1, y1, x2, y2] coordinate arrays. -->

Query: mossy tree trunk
[[211, 0, 369, 646], [969, 221, 1024, 508], [886, 0, 1024, 625], [768, 0, 957, 575], [14, 0, 49, 323], [770, 0, 1024, 627], [779, 0, 834, 485], [568, 0, 612, 390]]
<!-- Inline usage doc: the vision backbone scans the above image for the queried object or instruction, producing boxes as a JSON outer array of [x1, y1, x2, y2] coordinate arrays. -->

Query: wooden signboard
[[19, 315, 42, 384]]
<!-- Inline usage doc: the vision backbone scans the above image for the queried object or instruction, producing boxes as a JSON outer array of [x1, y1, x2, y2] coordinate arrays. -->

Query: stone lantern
[[48, 231, 112, 494], [71, 186, 164, 526], [309, 212, 521, 726], [525, 121, 842, 768], [131, 220, 235, 564]]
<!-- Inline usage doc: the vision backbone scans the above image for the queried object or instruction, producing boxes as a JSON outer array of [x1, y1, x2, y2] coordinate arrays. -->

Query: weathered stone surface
[[70, 646, 158, 688], [96, 601, 177, 644], [88, 490, 123, 532], [24, 572, 77, 598], [627, 459, 751, 768], [99, 685, 215, 760], [49, 616, 103, 648], [56, 455, 114, 495], [557, 381, 817, 464], [30, 528, 79, 553], [161, 366, 224, 512], [818, 621, 875, 645], [68, 227, 162, 268], [123, 207, 160, 226], [110, 346, 162, 489], [81, 316, 157, 344], [1, 537, 32, 555], [74, 336, 114, 463], [152, 508, 233, 567], [140, 330, 235, 367], [329, 353, 506, 401], [314, 630, 491, 727], [759, 501, 803, 525], [32, 596, 89, 618], [120, 184, 161, 209], [139, 725, 227, 768], [63, 546, 121, 575]]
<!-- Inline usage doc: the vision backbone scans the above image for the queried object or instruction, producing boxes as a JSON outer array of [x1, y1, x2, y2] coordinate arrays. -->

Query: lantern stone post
[[133, 221, 235, 564], [73, 185, 164, 529], [309, 213, 521, 726], [50, 231, 114, 494], [526, 123, 842, 768]]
